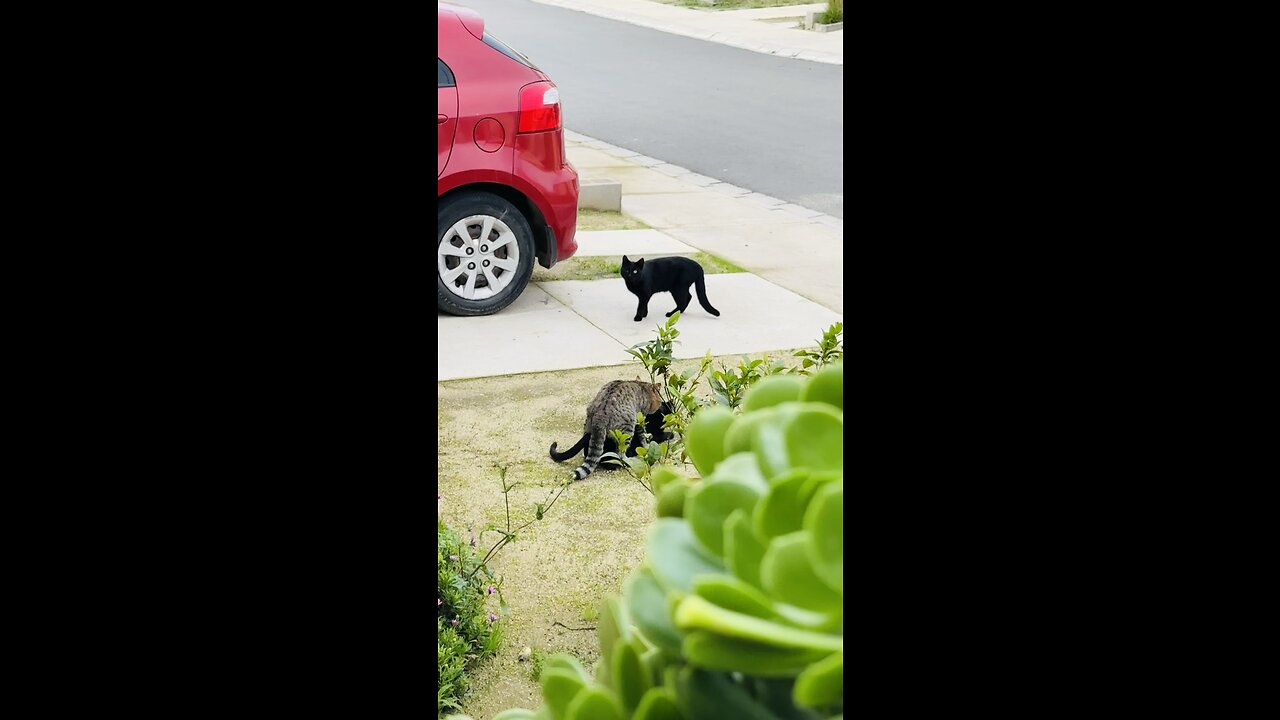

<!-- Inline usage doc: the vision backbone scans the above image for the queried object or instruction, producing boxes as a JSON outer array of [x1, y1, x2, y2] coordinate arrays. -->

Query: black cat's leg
[[666, 288, 691, 317], [676, 287, 693, 313], [635, 294, 649, 322]]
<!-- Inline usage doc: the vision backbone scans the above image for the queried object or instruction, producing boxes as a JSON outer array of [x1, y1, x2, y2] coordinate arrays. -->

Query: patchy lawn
[[438, 351, 804, 717], [533, 251, 746, 283], [575, 209, 650, 232]]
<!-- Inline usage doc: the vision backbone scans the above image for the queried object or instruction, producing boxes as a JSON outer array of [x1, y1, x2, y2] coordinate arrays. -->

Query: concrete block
[[578, 178, 622, 211], [815, 21, 843, 32]]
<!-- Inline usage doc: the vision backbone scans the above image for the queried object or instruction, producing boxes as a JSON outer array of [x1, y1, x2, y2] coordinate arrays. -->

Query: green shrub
[[818, 0, 842, 23], [483, 364, 844, 720], [438, 519, 504, 717]]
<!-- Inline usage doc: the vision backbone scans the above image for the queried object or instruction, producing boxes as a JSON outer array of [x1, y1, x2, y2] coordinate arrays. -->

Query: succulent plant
[[471, 364, 843, 720]]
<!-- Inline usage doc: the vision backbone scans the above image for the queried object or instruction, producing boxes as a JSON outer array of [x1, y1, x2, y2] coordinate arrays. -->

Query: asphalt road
[[459, 0, 844, 219]]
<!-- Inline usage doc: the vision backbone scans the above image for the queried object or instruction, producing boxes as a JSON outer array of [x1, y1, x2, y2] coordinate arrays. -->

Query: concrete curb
[[525, 0, 843, 65], [578, 178, 623, 211]]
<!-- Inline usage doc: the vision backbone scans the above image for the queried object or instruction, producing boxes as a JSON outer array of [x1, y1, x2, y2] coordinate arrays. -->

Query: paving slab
[[566, 146, 635, 169], [537, 274, 842, 359], [580, 164, 702, 195], [574, 229, 699, 257], [662, 224, 843, 313], [623, 192, 798, 229], [437, 286, 629, 381]]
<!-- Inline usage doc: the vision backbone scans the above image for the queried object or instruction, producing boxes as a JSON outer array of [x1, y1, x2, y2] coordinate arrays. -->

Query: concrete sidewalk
[[526, 0, 842, 64], [437, 131, 843, 382], [568, 130, 843, 314]]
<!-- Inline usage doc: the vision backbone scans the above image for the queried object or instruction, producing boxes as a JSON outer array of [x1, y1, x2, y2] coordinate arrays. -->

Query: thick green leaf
[[693, 575, 776, 620], [564, 686, 625, 720], [540, 668, 588, 720], [749, 403, 801, 479], [677, 668, 780, 720], [750, 677, 824, 720], [775, 602, 843, 632], [686, 405, 735, 476], [596, 597, 627, 682], [650, 466, 683, 493], [612, 639, 652, 713], [743, 375, 805, 412], [753, 469, 813, 540], [491, 711, 538, 720], [632, 687, 684, 720], [646, 519, 724, 593], [682, 632, 834, 677], [706, 452, 768, 492], [793, 651, 843, 708], [724, 509, 767, 590], [801, 363, 842, 409], [760, 532, 842, 612], [640, 646, 665, 688], [686, 478, 761, 557], [804, 481, 843, 594], [782, 405, 842, 474], [544, 653, 591, 680], [723, 407, 776, 456], [674, 595, 842, 653], [626, 568, 683, 654], [656, 479, 691, 518], [752, 403, 842, 479]]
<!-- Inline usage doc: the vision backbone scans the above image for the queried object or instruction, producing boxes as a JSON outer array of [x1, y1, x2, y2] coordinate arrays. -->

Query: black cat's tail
[[550, 433, 589, 462], [695, 275, 720, 317]]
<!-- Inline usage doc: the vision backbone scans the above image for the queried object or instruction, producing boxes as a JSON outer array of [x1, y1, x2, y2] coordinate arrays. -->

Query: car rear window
[[482, 31, 539, 70]]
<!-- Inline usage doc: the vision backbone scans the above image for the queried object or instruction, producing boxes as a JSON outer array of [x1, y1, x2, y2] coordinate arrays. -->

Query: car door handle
[[438, 114, 448, 125]]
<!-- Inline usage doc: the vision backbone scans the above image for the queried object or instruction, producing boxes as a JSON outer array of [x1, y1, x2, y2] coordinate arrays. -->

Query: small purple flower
[[451, 618, 459, 626], [487, 585, 496, 595], [438, 598, 443, 606], [450, 555, 459, 561], [488, 613, 498, 623]]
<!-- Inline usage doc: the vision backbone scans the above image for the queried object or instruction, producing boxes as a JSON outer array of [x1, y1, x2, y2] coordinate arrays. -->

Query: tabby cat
[[557, 380, 664, 481], [549, 402, 671, 462]]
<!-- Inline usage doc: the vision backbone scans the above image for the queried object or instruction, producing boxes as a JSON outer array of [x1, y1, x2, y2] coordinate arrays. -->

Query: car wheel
[[437, 192, 536, 316]]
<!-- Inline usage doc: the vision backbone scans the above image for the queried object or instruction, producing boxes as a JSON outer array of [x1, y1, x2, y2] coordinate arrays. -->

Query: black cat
[[549, 402, 672, 462], [621, 256, 721, 322]]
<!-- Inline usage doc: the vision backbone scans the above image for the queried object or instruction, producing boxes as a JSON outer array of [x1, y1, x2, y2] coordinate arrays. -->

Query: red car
[[438, 2, 579, 316]]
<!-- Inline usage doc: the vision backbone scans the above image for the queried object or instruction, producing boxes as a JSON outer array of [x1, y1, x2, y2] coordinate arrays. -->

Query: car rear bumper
[[515, 132, 578, 268]]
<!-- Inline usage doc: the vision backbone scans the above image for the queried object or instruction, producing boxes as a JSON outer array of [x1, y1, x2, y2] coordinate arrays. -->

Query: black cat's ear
[[636, 258, 644, 268], [622, 255, 630, 263]]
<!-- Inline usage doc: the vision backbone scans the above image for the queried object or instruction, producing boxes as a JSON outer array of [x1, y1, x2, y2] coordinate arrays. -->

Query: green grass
[[652, 0, 815, 10], [576, 209, 650, 232], [533, 251, 746, 283]]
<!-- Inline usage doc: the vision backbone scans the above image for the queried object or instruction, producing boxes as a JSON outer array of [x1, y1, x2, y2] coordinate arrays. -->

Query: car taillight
[[518, 81, 561, 134]]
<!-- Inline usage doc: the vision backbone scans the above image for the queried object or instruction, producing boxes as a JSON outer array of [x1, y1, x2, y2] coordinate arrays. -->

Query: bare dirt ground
[[438, 351, 805, 719], [439, 363, 667, 719]]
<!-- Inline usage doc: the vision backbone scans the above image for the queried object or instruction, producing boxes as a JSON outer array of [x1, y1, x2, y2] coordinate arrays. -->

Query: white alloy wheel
[[438, 214, 522, 301]]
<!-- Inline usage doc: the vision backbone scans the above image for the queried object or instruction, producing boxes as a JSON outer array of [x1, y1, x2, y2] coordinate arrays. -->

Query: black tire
[[437, 192, 535, 316]]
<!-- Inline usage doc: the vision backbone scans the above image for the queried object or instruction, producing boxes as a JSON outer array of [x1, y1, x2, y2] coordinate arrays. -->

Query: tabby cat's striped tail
[[571, 427, 607, 481]]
